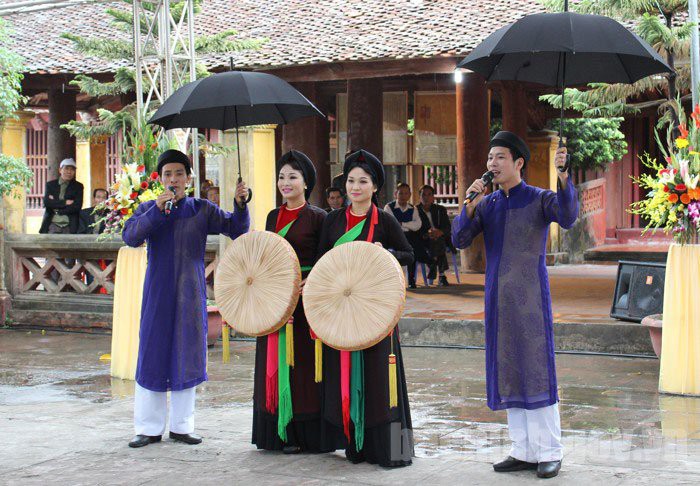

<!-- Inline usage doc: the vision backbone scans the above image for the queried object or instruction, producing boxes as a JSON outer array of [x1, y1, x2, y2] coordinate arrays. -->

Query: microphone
[[464, 171, 494, 205], [164, 185, 176, 216]]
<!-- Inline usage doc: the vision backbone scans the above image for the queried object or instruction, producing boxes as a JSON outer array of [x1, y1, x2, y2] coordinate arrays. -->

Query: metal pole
[[132, 0, 143, 126], [187, 0, 200, 198], [690, 0, 700, 107], [159, 0, 172, 101]]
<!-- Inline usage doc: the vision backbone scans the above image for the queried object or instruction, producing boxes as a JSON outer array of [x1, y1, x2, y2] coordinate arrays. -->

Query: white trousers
[[134, 383, 196, 436], [507, 403, 563, 462]]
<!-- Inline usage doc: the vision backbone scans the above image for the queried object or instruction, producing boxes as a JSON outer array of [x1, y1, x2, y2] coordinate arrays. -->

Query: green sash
[[275, 208, 314, 440], [333, 212, 369, 450], [276, 216, 296, 441], [333, 218, 367, 248]]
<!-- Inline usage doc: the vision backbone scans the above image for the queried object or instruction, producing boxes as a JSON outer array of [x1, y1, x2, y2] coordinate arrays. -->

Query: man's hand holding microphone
[[156, 186, 177, 215], [464, 171, 494, 219]]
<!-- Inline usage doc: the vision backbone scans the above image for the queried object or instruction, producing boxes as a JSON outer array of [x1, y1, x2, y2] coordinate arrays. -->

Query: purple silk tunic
[[122, 198, 249, 392], [452, 180, 578, 410]]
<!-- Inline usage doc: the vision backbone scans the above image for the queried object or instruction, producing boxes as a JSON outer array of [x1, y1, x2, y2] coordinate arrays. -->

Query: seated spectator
[[200, 179, 214, 197], [384, 183, 430, 288], [205, 186, 220, 206], [39, 158, 84, 234], [324, 186, 344, 212], [79, 188, 108, 234], [417, 185, 454, 286]]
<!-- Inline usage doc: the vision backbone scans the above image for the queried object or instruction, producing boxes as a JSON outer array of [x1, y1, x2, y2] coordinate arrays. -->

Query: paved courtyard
[[1, 329, 699, 485]]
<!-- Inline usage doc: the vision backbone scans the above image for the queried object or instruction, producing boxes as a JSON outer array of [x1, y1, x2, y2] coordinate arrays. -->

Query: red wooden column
[[500, 82, 529, 140], [456, 72, 490, 272], [347, 78, 383, 160], [281, 82, 331, 207]]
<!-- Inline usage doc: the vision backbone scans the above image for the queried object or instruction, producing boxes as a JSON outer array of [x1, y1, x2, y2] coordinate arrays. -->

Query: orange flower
[[121, 208, 129, 215], [680, 193, 691, 204], [138, 144, 146, 153], [689, 188, 700, 200], [679, 123, 689, 139], [693, 105, 700, 127], [151, 142, 158, 150], [668, 193, 679, 204]]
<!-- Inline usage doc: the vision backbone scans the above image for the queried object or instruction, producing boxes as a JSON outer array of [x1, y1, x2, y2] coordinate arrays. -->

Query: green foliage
[[551, 117, 629, 171], [0, 154, 33, 198], [0, 18, 27, 123], [543, 1, 686, 18], [539, 1, 691, 121], [489, 118, 503, 138], [194, 30, 266, 54], [61, 32, 133, 60], [69, 69, 136, 98]]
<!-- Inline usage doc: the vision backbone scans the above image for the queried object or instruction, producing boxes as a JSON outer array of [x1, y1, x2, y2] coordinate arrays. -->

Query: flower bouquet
[[631, 104, 700, 245], [95, 117, 170, 238], [97, 162, 163, 237]]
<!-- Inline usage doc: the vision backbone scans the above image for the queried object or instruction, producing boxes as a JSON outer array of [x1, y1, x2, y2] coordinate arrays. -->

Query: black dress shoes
[[282, 445, 301, 454], [169, 432, 203, 444], [493, 456, 538, 472], [128, 435, 162, 448], [537, 460, 562, 478], [438, 276, 450, 286]]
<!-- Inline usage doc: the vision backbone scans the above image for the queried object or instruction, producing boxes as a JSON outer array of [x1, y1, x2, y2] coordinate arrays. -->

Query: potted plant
[[631, 101, 700, 395]]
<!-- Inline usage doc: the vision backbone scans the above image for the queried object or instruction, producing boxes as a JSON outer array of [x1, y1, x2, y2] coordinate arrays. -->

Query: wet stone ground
[[1, 329, 700, 485]]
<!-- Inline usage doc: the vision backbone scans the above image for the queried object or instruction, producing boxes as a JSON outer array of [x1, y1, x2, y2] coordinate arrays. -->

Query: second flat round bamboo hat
[[303, 241, 406, 351]]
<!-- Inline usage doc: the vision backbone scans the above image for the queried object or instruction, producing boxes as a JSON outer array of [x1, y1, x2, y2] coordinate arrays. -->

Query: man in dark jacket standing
[[416, 185, 454, 286], [39, 158, 84, 234]]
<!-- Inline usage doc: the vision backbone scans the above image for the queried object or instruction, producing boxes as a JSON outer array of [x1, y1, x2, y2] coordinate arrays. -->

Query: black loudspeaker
[[610, 261, 665, 322]]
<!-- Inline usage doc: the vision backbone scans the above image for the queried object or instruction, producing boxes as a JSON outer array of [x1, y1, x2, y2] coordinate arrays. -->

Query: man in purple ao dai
[[452, 131, 579, 479]]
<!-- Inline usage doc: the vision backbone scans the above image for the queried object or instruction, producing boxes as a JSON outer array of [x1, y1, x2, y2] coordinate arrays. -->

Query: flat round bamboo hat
[[214, 231, 301, 337], [303, 241, 406, 351]]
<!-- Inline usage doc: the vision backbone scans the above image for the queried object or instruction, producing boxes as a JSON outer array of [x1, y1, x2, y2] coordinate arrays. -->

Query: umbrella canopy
[[149, 70, 325, 130], [149, 70, 325, 203], [458, 11, 673, 87], [458, 9, 673, 172]]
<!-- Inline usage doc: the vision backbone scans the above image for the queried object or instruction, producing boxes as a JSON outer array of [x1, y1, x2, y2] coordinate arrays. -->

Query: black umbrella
[[149, 69, 325, 201], [458, 1, 673, 171]]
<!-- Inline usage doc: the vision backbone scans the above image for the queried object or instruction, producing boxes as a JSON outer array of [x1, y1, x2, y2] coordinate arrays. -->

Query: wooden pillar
[[0, 110, 34, 323], [89, 136, 109, 197], [75, 138, 91, 208], [282, 82, 331, 207], [220, 125, 276, 238], [500, 82, 528, 141], [347, 78, 383, 160], [456, 73, 490, 272], [1, 110, 35, 233], [528, 132, 561, 252], [47, 88, 77, 179]]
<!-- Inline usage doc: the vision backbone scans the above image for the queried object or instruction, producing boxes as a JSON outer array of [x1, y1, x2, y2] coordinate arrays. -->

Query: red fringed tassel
[[265, 332, 279, 413], [340, 350, 351, 441]]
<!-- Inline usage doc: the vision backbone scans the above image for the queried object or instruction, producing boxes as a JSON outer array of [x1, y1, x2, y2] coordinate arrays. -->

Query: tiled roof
[[4, 0, 546, 75]]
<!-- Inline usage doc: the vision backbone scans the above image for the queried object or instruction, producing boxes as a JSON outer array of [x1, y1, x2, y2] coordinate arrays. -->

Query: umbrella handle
[[557, 139, 571, 173], [238, 176, 253, 205]]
